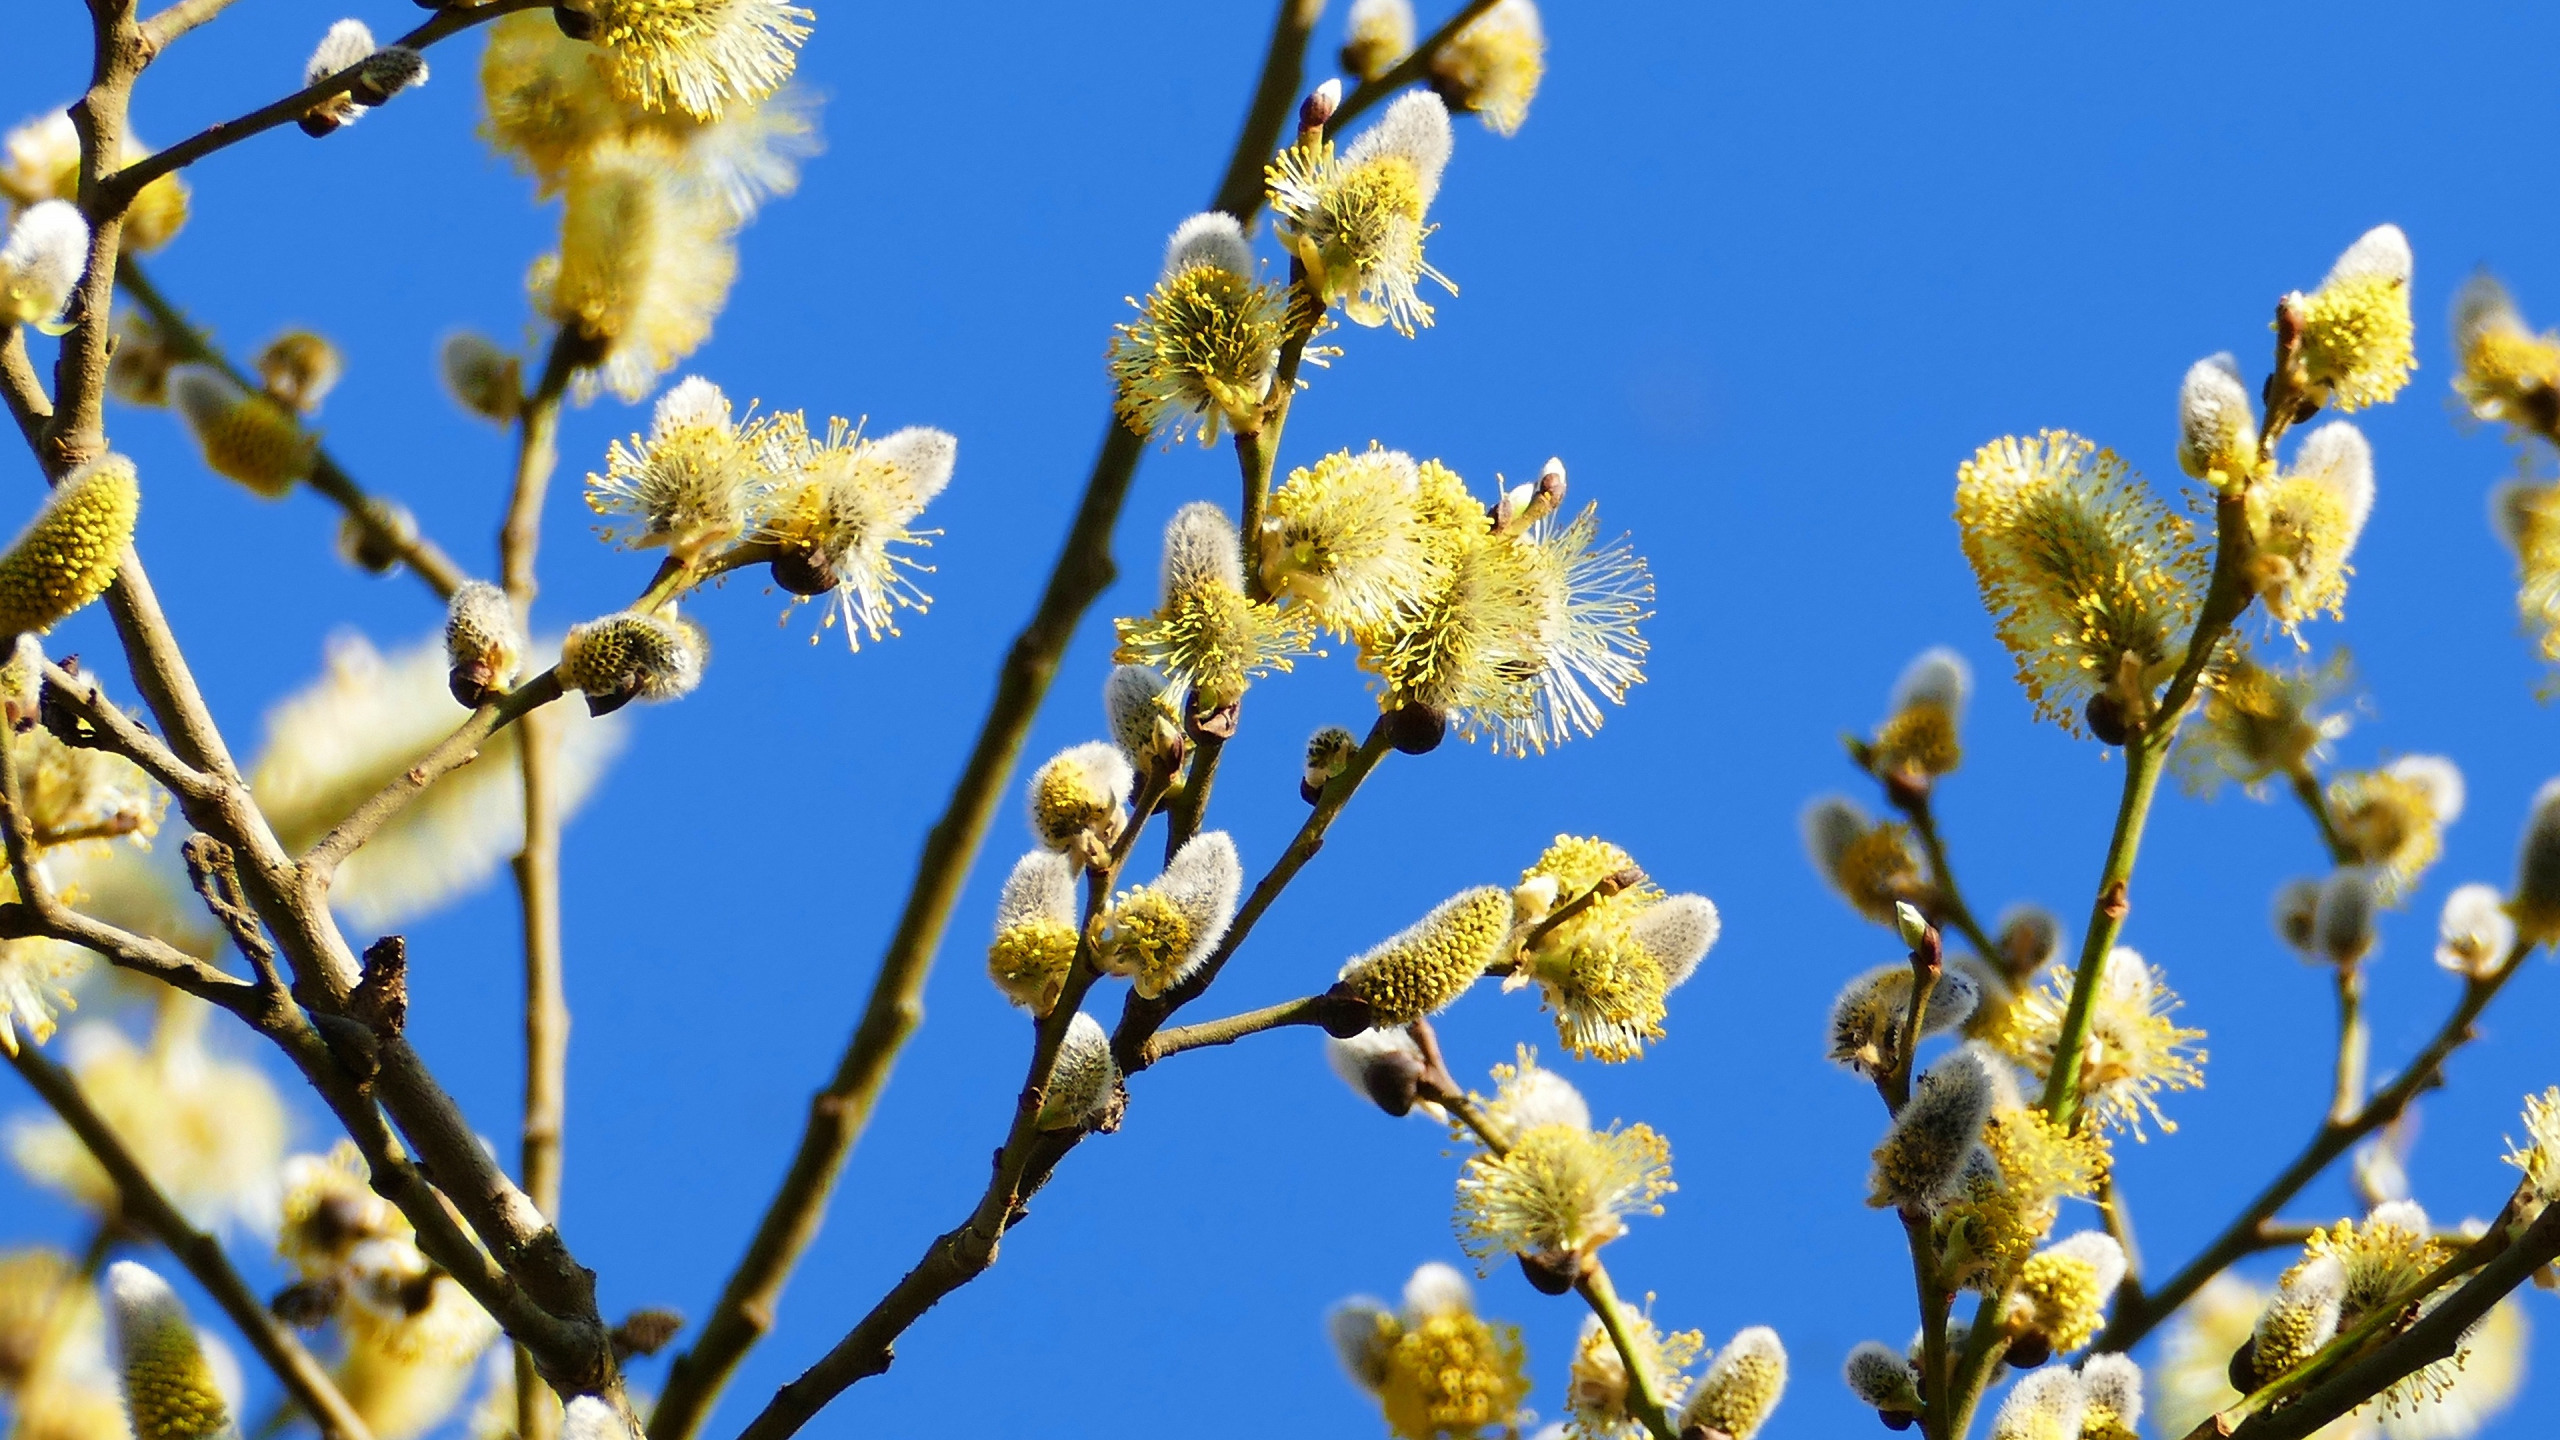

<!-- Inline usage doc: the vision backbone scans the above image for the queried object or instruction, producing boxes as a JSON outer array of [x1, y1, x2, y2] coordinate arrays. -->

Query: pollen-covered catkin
[[1987, 1365, 2086, 1440], [2178, 352, 2260, 489], [2077, 1353, 2144, 1440], [1341, 0, 1415, 79], [1025, 740, 1133, 870], [1630, 892, 1720, 988], [1266, 90, 1456, 335], [988, 849, 1081, 1015], [558, 610, 706, 713], [1103, 664, 1184, 779], [1338, 886, 1513, 1024], [168, 364, 316, 497], [443, 581, 524, 707], [2511, 779, 2560, 942], [1678, 1326, 1787, 1440], [2288, 224, 2416, 414], [2249, 1254, 2346, 1384], [2009, 1231, 2127, 1354], [1100, 830, 1242, 998], [1870, 1044, 1999, 1211], [0, 455, 139, 638], [107, 1261, 233, 1439], [1036, 1013, 1118, 1131]]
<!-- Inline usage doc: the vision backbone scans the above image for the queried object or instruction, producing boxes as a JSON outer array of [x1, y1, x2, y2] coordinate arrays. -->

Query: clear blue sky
[[8, 3, 2560, 1437]]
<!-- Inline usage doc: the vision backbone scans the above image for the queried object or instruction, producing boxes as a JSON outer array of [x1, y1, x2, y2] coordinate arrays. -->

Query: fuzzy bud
[[353, 47, 429, 106], [168, 364, 315, 497], [2511, 778, 2560, 942], [108, 1261, 233, 1440], [1827, 963, 1979, 1077], [2076, 1353, 2143, 1435], [1, 200, 89, 329], [0, 455, 139, 637], [1870, 1044, 1999, 1211], [443, 581, 525, 707], [1036, 1012, 1119, 1131], [1325, 1027, 1432, 1117], [1338, 886, 1513, 1025], [1994, 904, 2063, 979], [335, 497, 416, 575], [1103, 664, 1185, 781], [1025, 740, 1133, 870], [1679, 1326, 1787, 1440], [2289, 224, 2416, 414], [1327, 1296, 1396, 1391], [1842, 1340, 1922, 1418], [1302, 723, 1359, 803], [1099, 830, 1242, 998], [988, 849, 1081, 1015], [302, 20, 376, 134], [1301, 78, 1343, 132], [254, 331, 341, 415], [2311, 866, 2383, 966], [1632, 893, 1720, 988], [562, 1396, 632, 1440], [2435, 882, 2516, 978], [558, 610, 705, 714], [2249, 1254, 2345, 1385], [2009, 1232, 2126, 1355], [2177, 352, 2259, 489], [1986, 1366, 2084, 1440], [440, 333, 521, 424], [2271, 876, 2322, 954]]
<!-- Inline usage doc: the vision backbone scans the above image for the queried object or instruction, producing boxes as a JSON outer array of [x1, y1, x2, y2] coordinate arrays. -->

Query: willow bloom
[[2008, 1232, 2127, 1355], [1268, 90, 1455, 335], [1113, 502, 1309, 718], [0, 455, 137, 639], [2288, 224, 2415, 414], [569, 0, 811, 121], [1939, 1102, 2109, 1292], [2247, 1254, 2346, 1386], [0, 929, 86, 1056], [2437, 883, 2516, 978], [1565, 1309, 1702, 1440], [2178, 352, 2261, 490], [558, 610, 708, 712], [1987, 1366, 2086, 1440], [1035, 1013, 1118, 1132], [2327, 755, 2463, 899], [1801, 795, 1923, 924], [1870, 1044, 1999, 1212], [1097, 830, 1242, 999], [535, 136, 739, 403], [1, 200, 85, 330], [1454, 1096, 1673, 1270], [2077, 1355, 2144, 1440], [1429, 0, 1545, 137], [443, 582, 526, 708], [2313, 867, 2385, 967], [107, 1263, 232, 1440], [253, 633, 621, 927], [1864, 646, 1970, 779], [1, 110, 189, 253], [438, 333, 520, 425], [2490, 479, 2560, 671], [479, 13, 817, 221], [755, 419, 955, 647], [1954, 432, 2205, 736], [2175, 647, 2352, 795], [588, 376, 788, 563], [1103, 665, 1185, 781], [1842, 1341, 1923, 1422], [1996, 952, 2203, 1138], [2244, 421, 2374, 634], [2506, 1089, 2560, 1223], [1025, 740, 1131, 871], [1340, 0, 1414, 80], [1259, 445, 1443, 634], [2452, 274, 2560, 442], [13, 711, 164, 855], [987, 850, 1081, 1015], [1337, 885, 1513, 1025], [168, 365, 316, 498], [1508, 835, 1717, 1060], [301, 20, 389, 134], [11, 1014, 284, 1234], [1826, 962, 1979, 1077], [1108, 213, 1286, 446], [1329, 1263, 1532, 1440], [1678, 1327, 1788, 1440], [248, 331, 343, 418]]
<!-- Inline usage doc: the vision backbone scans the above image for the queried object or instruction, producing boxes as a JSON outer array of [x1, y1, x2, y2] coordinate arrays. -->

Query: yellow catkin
[[0, 457, 138, 636], [1340, 886, 1514, 1024]]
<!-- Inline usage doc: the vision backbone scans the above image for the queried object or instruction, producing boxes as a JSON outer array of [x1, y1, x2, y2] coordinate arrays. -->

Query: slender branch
[[1162, 730, 1225, 859], [2101, 1174, 2145, 1307], [1576, 1264, 1679, 1440], [1140, 989, 1367, 1065], [1114, 716, 1393, 1069], [2286, 765, 2351, 866], [1905, 1211, 1953, 1440], [134, 0, 242, 57], [101, 0, 549, 203], [1942, 1290, 2011, 1440], [1889, 785, 2000, 964], [2328, 962, 2368, 1127], [116, 257, 467, 599], [4, 1041, 377, 1440], [2097, 937, 2539, 1352], [298, 671, 565, 880], [1208, 0, 1324, 220], [2, 327, 51, 448]]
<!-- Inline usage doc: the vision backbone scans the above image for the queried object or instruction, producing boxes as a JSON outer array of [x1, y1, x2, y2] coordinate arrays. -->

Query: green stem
[[1575, 1264, 1680, 1440], [1894, 787, 2000, 964]]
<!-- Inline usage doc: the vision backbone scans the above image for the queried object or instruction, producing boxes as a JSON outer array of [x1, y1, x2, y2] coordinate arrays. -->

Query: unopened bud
[[552, 3, 598, 40], [439, 333, 521, 424], [1894, 901, 1932, 953], [767, 546, 841, 598], [1300, 78, 1342, 133], [444, 581, 525, 707], [1302, 723, 1358, 802], [1325, 1026, 1427, 1117], [352, 47, 428, 106], [1385, 700, 1445, 755], [1517, 1248, 1584, 1295]]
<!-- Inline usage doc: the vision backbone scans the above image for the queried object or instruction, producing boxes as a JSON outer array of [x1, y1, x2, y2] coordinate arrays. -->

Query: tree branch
[[1139, 989, 1368, 1065]]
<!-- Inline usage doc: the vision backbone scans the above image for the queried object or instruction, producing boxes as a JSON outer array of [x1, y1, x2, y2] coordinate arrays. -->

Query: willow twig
[[1140, 989, 1369, 1065], [1888, 785, 2000, 964]]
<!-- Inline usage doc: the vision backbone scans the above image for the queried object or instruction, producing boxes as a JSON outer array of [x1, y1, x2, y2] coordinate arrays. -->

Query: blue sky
[[8, 3, 2560, 1437]]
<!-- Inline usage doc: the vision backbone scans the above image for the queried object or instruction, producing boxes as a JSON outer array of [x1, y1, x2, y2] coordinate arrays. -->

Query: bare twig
[[2, 327, 51, 447], [1139, 989, 1369, 1065], [134, 0, 243, 57], [297, 671, 567, 882], [3, 1041, 377, 1440]]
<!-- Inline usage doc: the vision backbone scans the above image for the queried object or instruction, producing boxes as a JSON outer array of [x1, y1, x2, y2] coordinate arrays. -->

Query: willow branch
[[101, 0, 549, 203], [1577, 1264, 1680, 1440], [2, 327, 50, 448], [116, 257, 467, 599], [1140, 989, 1369, 1065], [295, 672, 565, 882], [2098, 937, 2538, 1352], [135, 0, 243, 55], [647, 15, 1337, 1428], [2286, 765, 2352, 866], [1888, 784, 2000, 964], [1208, 0, 1324, 220], [4, 1041, 376, 1440]]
